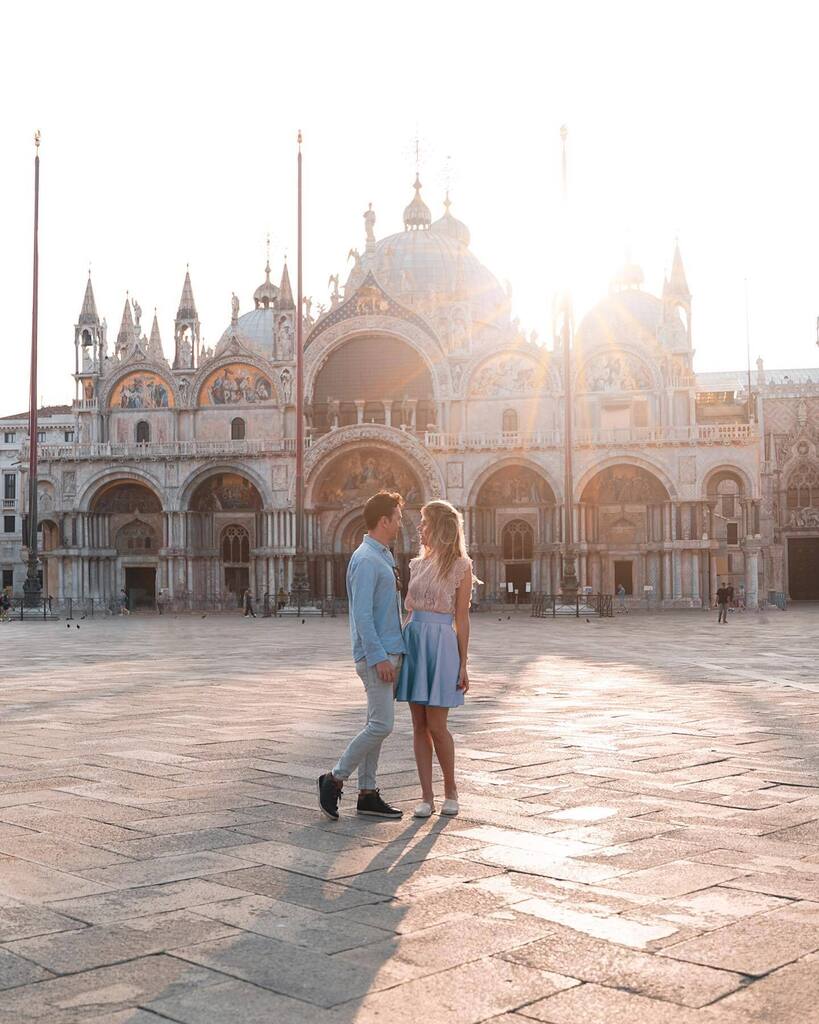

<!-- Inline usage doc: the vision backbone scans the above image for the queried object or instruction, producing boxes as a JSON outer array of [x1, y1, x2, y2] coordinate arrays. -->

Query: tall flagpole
[[292, 130, 309, 610], [24, 131, 43, 608], [559, 124, 578, 601], [744, 277, 753, 423]]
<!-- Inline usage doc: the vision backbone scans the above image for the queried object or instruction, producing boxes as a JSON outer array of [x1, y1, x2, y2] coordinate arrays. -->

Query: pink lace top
[[405, 555, 473, 615]]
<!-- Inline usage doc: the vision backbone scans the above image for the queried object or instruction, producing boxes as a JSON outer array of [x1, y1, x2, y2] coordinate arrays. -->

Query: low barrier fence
[[531, 592, 613, 618]]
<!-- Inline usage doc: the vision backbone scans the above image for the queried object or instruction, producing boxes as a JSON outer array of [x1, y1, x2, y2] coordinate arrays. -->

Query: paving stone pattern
[[0, 607, 818, 1022]]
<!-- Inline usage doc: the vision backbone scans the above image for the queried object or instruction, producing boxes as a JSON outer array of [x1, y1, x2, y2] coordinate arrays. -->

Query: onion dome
[[253, 260, 279, 309], [403, 174, 432, 231], [431, 193, 471, 247]]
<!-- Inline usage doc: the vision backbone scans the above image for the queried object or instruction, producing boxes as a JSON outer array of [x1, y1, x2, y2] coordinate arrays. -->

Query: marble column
[[745, 548, 759, 608], [691, 551, 700, 605], [662, 551, 672, 601], [383, 400, 393, 427], [672, 551, 682, 600]]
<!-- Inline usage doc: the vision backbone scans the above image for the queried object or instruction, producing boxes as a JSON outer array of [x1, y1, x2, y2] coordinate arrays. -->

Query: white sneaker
[[413, 801, 435, 818], [441, 798, 459, 816]]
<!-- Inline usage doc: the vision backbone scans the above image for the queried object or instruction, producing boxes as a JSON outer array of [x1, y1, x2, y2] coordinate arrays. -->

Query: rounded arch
[[91, 481, 163, 515], [466, 457, 561, 508], [304, 424, 445, 504], [188, 472, 264, 513], [79, 469, 164, 513], [310, 444, 425, 509], [102, 364, 179, 410], [574, 343, 662, 393], [702, 463, 755, 500], [574, 455, 678, 503], [190, 352, 281, 406], [465, 348, 559, 398], [580, 463, 670, 505], [304, 320, 448, 404], [178, 463, 272, 511]]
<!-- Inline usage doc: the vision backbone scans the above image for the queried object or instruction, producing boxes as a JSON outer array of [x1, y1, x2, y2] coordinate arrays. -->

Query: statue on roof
[[364, 203, 376, 245], [231, 292, 240, 324]]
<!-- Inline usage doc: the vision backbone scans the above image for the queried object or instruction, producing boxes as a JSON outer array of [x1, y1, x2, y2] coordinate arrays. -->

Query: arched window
[[135, 421, 150, 444], [502, 519, 534, 560], [231, 417, 246, 441], [787, 464, 819, 509], [502, 409, 518, 433], [716, 477, 740, 518], [222, 524, 250, 564]]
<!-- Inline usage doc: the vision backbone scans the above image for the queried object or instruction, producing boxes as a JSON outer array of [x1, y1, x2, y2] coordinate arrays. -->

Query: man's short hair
[[363, 491, 404, 530]]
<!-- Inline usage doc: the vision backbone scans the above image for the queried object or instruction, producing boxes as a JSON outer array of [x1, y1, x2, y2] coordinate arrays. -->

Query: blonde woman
[[396, 500, 477, 817]]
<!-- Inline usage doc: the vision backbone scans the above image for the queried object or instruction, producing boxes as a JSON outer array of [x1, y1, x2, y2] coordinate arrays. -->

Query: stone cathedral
[[5, 176, 819, 609]]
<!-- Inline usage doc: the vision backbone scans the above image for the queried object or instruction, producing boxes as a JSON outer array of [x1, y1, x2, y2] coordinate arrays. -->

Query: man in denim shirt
[[318, 491, 406, 819]]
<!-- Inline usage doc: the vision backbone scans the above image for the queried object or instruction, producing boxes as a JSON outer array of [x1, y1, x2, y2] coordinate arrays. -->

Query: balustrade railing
[[424, 430, 562, 451], [26, 438, 309, 461]]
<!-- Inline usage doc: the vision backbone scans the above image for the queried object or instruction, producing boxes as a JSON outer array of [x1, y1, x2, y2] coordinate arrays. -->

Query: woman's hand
[[457, 666, 470, 693]]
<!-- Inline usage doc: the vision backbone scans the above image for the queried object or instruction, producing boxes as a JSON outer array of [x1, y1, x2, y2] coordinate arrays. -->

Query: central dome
[[355, 182, 510, 331]]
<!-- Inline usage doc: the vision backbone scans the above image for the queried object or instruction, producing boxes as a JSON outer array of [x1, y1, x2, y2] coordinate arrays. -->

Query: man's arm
[[349, 558, 390, 668]]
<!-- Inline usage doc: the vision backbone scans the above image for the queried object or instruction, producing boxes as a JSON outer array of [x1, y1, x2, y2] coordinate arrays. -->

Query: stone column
[[744, 546, 760, 609], [383, 400, 393, 427], [672, 551, 682, 600], [691, 551, 700, 605], [662, 551, 672, 600], [710, 553, 718, 607], [355, 400, 365, 424]]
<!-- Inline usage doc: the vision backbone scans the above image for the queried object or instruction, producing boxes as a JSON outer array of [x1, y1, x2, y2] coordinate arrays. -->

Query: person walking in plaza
[[242, 588, 256, 618], [397, 500, 476, 818], [617, 583, 628, 613], [717, 582, 730, 623], [118, 588, 130, 615], [318, 491, 406, 821]]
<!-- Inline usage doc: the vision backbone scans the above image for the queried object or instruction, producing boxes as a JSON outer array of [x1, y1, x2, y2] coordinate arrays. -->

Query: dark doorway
[[224, 566, 249, 597], [124, 567, 156, 609], [614, 560, 633, 595], [505, 562, 532, 603], [788, 538, 819, 599]]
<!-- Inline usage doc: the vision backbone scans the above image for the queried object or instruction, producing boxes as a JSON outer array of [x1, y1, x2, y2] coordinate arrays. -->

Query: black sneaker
[[356, 790, 403, 819], [318, 773, 343, 821]]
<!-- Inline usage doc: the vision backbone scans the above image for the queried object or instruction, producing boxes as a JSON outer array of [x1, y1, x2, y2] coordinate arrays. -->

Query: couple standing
[[318, 490, 476, 820]]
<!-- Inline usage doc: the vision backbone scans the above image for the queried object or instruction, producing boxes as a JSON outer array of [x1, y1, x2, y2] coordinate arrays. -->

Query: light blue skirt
[[396, 611, 464, 708]]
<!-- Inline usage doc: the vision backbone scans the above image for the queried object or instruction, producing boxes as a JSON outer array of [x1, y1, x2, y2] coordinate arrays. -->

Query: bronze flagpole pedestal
[[23, 131, 43, 610]]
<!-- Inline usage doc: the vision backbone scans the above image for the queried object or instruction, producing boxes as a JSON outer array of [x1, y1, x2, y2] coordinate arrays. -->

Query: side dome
[[575, 289, 664, 352], [431, 194, 470, 247]]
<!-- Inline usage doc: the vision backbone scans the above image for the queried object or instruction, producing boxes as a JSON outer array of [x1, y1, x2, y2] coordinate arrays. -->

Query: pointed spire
[[666, 239, 691, 301], [278, 260, 295, 309], [253, 257, 278, 309], [78, 273, 99, 324], [147, 311, 164, 362], [117, 295, 136, 351], [177, 269, 197, 319]]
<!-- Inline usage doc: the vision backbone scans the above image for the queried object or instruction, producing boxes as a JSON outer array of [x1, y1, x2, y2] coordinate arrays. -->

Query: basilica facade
[[6, 176, 819, 610]]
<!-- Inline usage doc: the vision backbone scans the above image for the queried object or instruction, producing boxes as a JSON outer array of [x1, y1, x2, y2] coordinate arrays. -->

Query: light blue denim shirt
[[347, 535, 406, 666]]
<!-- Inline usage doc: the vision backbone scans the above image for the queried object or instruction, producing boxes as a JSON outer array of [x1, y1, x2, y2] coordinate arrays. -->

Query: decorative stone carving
[[446, 462, 464, 489], [678, 455, 696, 484], [280, 368, 293, 404], [788, 507, 819, 528], [272, 465, 288, 491], [469, 355, 548, 397], [62, 471, 76, 498], [580, 352, 653, 392]]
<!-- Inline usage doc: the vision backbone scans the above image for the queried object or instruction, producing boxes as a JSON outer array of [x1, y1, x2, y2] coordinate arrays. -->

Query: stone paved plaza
[[1, 607, 818, 1023]]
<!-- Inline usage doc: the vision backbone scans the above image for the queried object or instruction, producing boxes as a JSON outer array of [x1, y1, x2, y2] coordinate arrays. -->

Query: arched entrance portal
[[189, 472, 263, 605], [91, 481, 163, 609], [580, 464, 671, 599], [474, 464, 557, 601]]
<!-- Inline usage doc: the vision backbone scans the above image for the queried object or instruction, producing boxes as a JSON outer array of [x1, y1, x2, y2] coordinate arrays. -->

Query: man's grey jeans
[[333, 654, 403, 791]]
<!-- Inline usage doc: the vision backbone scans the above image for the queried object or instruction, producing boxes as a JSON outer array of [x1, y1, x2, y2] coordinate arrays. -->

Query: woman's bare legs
[[410, 703, 435, 803], [426, 706, 457, 800]]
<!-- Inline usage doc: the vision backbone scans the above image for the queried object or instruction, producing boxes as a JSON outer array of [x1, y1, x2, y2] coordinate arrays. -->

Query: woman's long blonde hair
[[419, 500, 470, 581]]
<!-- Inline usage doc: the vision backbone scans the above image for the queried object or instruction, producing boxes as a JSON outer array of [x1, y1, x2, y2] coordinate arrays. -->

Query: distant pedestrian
[[726, 583, 735, 608], [717, 583, 729, 623], [243, 588, 256, 618], [617, 583, 628, 613], [156, 588, 167, 615], [277, 586, 287, 613], [0, 589, 11, 622], [119, 588, 130, 616]]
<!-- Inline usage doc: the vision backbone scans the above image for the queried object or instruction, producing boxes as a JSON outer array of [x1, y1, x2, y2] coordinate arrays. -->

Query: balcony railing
[[27, 438, 310, 461], [424, 430, 562, 451], [2, 497, 15, 509], [574, 424, 756, 446]]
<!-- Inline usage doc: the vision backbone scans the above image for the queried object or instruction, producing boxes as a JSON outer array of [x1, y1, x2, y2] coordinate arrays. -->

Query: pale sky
[[2, 0, 818, 416]]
